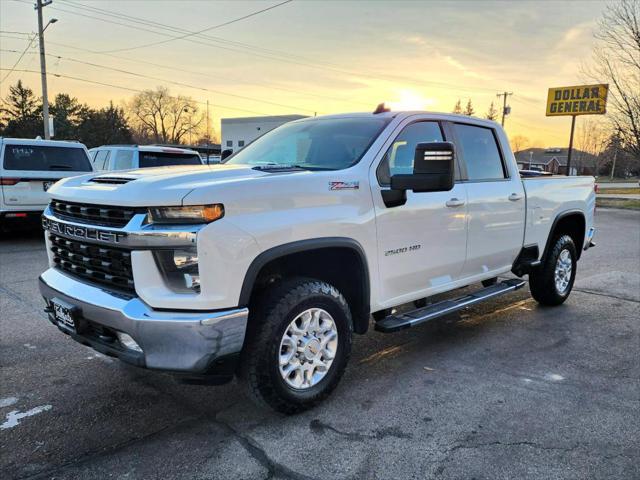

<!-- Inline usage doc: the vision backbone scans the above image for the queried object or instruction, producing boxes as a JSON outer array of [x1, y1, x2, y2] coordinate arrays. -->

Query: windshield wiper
[[252, 164, 332, 172], [252, 164, 309, 171]]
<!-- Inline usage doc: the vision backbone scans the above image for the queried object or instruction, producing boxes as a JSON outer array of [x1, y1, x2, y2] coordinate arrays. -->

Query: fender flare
[[238, 237, 371, 329], [541, 209, 586, 261]]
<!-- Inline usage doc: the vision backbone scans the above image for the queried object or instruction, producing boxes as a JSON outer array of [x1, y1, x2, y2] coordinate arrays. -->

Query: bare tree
[[127, 86, 204, 144], [575, 118, 609, 173], [510, 135, 530, 153], [586, 0, 640, 158], [485, 101, 498, 121]]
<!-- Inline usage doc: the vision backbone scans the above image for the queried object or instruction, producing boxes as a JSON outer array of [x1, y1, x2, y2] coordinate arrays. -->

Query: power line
[[0, 34, 37, 84], [0, 48, 321, 113], [0, 67, 272, 116], [16, 0, 501, 95], [100, 0, 294, 54], [0, 31, 373, 109]]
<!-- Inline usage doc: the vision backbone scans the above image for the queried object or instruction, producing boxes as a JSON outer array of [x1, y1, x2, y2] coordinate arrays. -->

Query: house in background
[[514, 147, 597, 176]]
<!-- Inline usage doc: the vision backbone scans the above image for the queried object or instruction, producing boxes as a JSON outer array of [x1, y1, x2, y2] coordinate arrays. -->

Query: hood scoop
[[89, 175, 136, 185]]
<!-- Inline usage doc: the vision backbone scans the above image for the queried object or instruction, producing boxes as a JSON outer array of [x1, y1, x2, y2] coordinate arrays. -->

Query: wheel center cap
[[304, 339, 321, 361]]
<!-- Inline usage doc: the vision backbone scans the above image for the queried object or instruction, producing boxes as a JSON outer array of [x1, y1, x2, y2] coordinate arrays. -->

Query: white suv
[[0, 138, 93, 226], [89, 145, 203, 172]]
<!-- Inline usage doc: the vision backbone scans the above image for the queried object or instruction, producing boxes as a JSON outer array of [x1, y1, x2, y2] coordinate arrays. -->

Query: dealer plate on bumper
[[51, 297, 79, 333]]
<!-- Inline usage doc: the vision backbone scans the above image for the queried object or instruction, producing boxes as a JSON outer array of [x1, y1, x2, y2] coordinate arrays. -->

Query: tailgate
[[1, 176, 64, 206]]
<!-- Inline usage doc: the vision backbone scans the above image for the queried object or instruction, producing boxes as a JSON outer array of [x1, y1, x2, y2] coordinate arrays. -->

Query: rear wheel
[[239, 278, 353, 414], [529, 235, 577, 306]]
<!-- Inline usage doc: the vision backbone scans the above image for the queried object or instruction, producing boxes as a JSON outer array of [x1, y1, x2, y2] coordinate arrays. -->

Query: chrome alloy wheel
[[554, 249, 573, 294], [278, 308, 338, 390]]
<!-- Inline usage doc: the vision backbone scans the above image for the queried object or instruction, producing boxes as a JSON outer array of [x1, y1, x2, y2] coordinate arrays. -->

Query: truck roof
[[294, 111, 500, 128], [0, 137, 86, 148], [93, 144, 199, 154]]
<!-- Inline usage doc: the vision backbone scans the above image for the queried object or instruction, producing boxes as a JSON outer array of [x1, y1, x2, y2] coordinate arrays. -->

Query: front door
[[371, 119, 468, 308]]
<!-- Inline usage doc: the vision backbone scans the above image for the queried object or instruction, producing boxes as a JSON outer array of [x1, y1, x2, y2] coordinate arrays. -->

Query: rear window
[[3, 145, 92, 172], [138, 152, 201, 168]]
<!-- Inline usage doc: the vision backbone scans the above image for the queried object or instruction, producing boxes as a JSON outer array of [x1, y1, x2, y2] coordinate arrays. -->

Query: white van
[[89, 145, 203, 171], [0, 138, 93, 225]]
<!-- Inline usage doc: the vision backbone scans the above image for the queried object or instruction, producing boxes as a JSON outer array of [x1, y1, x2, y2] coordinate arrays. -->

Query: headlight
[[148, 204, 224, 224], [154, 248, 200, 292]]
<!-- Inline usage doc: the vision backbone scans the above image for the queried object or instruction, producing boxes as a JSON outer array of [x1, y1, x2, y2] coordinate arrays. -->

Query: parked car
[[89, 145, 202, 172], [0, 138, 93, 228], [39, 111, 596, 413]]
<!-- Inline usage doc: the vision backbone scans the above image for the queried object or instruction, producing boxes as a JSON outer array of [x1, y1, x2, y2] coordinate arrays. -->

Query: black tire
[[529, 235, 577, 306], [481, 277, 498, 288], [239, 277, 353, 414]]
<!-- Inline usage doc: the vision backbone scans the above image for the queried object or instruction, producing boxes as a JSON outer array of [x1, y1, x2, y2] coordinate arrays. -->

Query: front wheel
[[529, 235, 577, 306], [239, 278, 353, 414]]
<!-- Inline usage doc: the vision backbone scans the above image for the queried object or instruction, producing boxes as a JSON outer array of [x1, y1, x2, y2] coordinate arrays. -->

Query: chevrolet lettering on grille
[[42, 217, 127, 244]]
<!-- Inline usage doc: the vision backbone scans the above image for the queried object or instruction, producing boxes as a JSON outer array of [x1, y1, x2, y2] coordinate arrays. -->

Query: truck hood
[[48, 164, 270, 206]]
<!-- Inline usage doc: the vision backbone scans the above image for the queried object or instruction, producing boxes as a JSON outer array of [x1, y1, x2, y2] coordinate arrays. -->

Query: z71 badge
[[329, 181, 359, 191]]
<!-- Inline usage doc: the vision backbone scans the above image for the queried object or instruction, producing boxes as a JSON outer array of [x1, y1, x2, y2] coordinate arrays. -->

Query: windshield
[[3, 145, 92, 171], [225, 117, 389, 170], [139, 152, 202, 168]]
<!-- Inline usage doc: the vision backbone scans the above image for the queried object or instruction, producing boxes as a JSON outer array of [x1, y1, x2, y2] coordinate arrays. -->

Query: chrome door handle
[[446, 198, 465, 207], [508, 193, 524, 201]]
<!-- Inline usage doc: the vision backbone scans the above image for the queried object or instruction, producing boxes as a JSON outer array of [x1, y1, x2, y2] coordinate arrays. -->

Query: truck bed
[[522, 175, 596, 254]]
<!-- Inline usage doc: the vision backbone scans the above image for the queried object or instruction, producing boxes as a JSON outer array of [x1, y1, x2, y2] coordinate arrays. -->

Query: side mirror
[[220, 149, 233, 161], [390, 142, 455, 193]]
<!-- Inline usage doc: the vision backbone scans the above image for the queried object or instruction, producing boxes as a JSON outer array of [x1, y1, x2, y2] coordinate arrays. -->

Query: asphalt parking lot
[[1, 209, 639, 480]]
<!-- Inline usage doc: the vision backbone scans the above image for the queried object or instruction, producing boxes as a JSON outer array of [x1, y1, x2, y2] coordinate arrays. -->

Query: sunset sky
[[0, 0, 610, 146]]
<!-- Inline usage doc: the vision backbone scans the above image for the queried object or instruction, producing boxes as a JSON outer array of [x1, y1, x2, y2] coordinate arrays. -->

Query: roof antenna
[[373, 103, 390, 114]]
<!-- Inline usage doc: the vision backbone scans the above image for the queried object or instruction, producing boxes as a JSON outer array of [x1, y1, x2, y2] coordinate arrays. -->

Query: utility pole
[[566, 115, 576, 176], [206, 100, 210, 145], [36, 0, 54, 139], [496, 91, 512, 127]]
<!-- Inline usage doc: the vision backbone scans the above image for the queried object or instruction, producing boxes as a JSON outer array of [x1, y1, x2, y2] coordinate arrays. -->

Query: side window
[[453, 124, 506, 180], [113, 150, 134, 170], [377, 121, 444, 185], [94, 150, 110, 170]]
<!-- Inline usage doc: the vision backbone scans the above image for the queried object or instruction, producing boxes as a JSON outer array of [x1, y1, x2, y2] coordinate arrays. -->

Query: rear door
[[451, 122, 525, 278], [1, 144, 93, 206]]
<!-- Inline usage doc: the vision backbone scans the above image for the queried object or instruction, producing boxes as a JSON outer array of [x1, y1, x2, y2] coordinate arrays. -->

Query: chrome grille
[[49, 234, 134, 293], [51, 200, 145, 228]]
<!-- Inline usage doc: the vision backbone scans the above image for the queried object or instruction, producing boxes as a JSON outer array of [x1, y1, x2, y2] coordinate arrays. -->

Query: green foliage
[[452, 99, 462, 114], [485, 101, 498, 121], [77, 102, 133, 147], [464, 99, 475, 116], [0, 81, 132, 147], [0, 80, 42, 138]]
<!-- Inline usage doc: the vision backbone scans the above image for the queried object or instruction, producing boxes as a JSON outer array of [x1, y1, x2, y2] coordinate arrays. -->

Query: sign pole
[[566, 114, 576, 176]]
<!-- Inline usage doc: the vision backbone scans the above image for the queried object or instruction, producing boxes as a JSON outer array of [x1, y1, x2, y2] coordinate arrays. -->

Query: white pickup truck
[[39, 111, 596, 413]]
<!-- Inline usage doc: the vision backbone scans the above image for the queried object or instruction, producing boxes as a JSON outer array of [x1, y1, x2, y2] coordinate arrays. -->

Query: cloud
[[442, 55, 491, 81]]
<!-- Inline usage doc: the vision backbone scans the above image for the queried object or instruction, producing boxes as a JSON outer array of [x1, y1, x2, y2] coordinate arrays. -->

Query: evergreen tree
[[78, 102, 133, 148], [50, 93, 90, 140], [485, 101, 498, 121], [0, 80, 42, 138], [464, 99, 475, 116], [452, 99, 462, 114]]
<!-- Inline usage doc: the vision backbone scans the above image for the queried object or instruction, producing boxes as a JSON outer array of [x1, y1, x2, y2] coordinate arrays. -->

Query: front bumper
[[39, 268, 248, 376]]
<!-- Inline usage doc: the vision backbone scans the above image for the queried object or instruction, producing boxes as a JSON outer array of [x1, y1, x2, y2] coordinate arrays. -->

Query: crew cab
[[89, 145, 202, 172], [0, 138, 93, 227], [38, 111, 595, 413]]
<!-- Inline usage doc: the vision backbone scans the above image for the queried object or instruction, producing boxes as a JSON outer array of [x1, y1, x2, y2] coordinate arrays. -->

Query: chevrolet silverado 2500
[[39, 111, 596, 413]]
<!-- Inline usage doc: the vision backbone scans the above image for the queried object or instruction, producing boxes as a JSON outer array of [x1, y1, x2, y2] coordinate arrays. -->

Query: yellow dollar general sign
[[546, 84, 608, 116]]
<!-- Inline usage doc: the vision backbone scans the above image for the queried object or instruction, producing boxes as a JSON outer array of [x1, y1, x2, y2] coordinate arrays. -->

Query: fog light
[[117, 332, 142, 352], [154, 248, 201, 293]]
